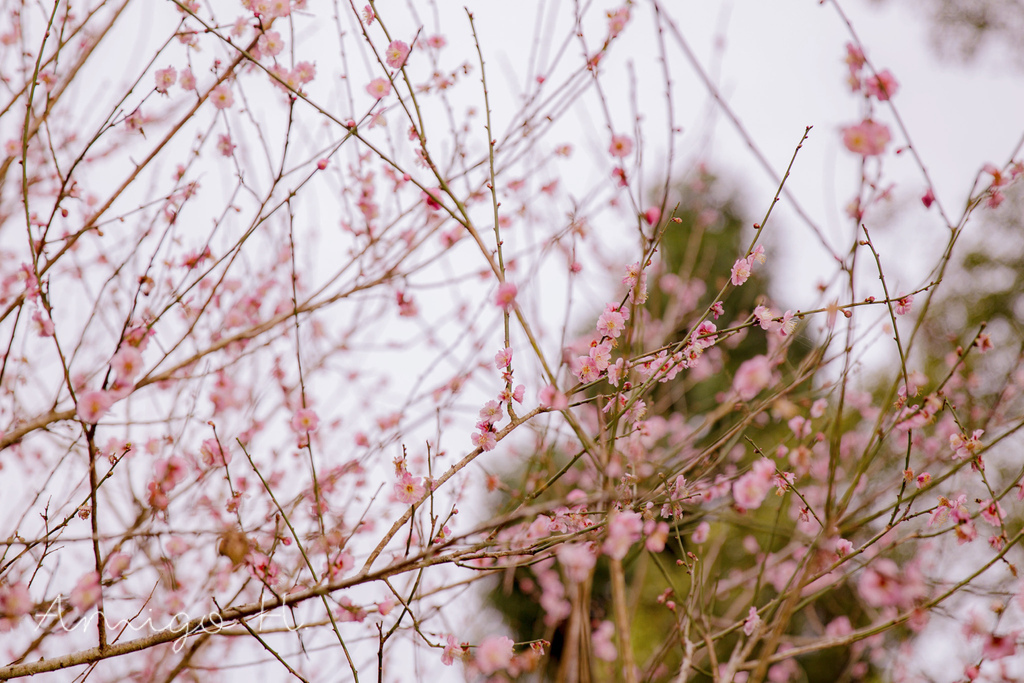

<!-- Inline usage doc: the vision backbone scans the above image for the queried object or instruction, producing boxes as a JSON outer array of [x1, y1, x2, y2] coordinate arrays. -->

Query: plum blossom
[[841, 119, 891, 156], [864, 69, 899, 100], [730, 257, 751, 286], [692, 521, 710, 544], [210, 83, 234, 109], [77, 390, 114, 424], [366, 77, 391, 100], [743, 606, 761, 636], [592, 621, 617, 661], [733, 355, 772, 401], [596, 306, 626, 338], [494, 281, 517, 311], [69, 571, 101, 611], [476, 635, 514, 675], [494, 346, 513, 369], [556, 543, 596, 582], [442, 635, 466, 666], [538, 385, 568, 410], [290, 408, 319, 434], [154, 66, 176, 94], [394, 472, 426, 504], [894, 295, 913, 315], [385, 40, 410, 69], [609, 134, 633, 158], [602, 510, 643, 559], [733, 458, 775, 511]]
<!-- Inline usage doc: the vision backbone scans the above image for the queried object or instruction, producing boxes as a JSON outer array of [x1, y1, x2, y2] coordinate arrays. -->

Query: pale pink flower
[[835, 539, 853, 557], [733, 355, 772, 401], [865, 69, 899, 101], [394, 472, 425, 504], [733, 469, 771, 511], [608, 134, 633, 158], [476, 635, 514, 675], [596, 308, 626, 338], [427, 34, 446, 49], [200, 438, 230, 467], [894, 294, 913, 315], [692, 521, 710, 544], [494, 282, 517, 311], [210, 83, 234, 109], [257, 30, 283, 57], [179, 67, 196, 90], [69, 571, 101, 611], [290, 408, 320, 433], [471, 428, 497, 452], [442, 634, 465, 666], [742, 606, 761, 636], [602, 510, 643, 559], [557, 543, 596, 582], [154, 66, 177, 94], [77, 390, 114, 424], [574, 356, 600, 383], [106, 552, 131, 579], [538, 385, 568, 410], [841, 120, 891, 156], [494, 347, 513, 369], [0, 582, 32, 619], [385, 40, 410, 69], [111, 345, 144, 381], [366, 77, 391, 100], [217, 134, 235, 156], [644, 520, 669, 553], [361, 4, 375, 25], [730, 257, 751, 286], [592, 620, 617, 661], [294, 61, 316, 84], [607, 7, 630, 38], [478, 400, 502, 424]]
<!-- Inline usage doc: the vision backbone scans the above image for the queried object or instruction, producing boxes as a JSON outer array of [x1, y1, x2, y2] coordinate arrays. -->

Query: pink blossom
[[607, 7, 630, 38], [366, 77, 391, 100], [257, 30, 284, 57], [602, 510, 642, 559], [385, 40, 410, 69], [471, 428, 497, 452], [608, 134, 633, 158], [290, 408, 320, 433], [557, 543, 596, 582], [0, 582, 32, 619], [476, 635, 514, 675], [479, 400, 502, 424], [835, 539, 853, 557], [982, 632, 1018, 660], [494, 347, 513, 369], [864, 69, 899, 100], [733, 468, 771, 511], [200, 438, 230, 467], [742, 606, 761, 636], [217, 134, 235, 156], [894, 294, 913, 315], [69, 571, 101, 611], [596, 308, 626, 338], [179, 67, 196, 90], [858, 558, 901, 607], [361, 4, 374, 25], [730, 258, 751, 286], [111, 345, 144, 381], [442, 634, 466, 666], [538, 385, 568, 410], [210, 83, 234, 110], [733, 355, 772, 401], [921, 188, 935, 208], [394, 472, 426, 504], [77, 390, 114, 424], [841, 119, 891, 156], [154, 66, 176, 94], [644, 520, 669, 552], [592, 620, 617, 661], [692, 521, 710, 544], [294, 61, 316, 84], [494, 282, 517, 311], [106, 552, 131, 579], [574, 356, 600, 383]]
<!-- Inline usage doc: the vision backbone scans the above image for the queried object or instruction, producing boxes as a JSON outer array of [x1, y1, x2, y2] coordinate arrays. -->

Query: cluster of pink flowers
[[471, 345, 524, 451], [393, 456, 427, 505], [147, 455, 188, 511], [602, 509, 643, 559], [730, 244, 765, 287], [929, 494, 977, 544]]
